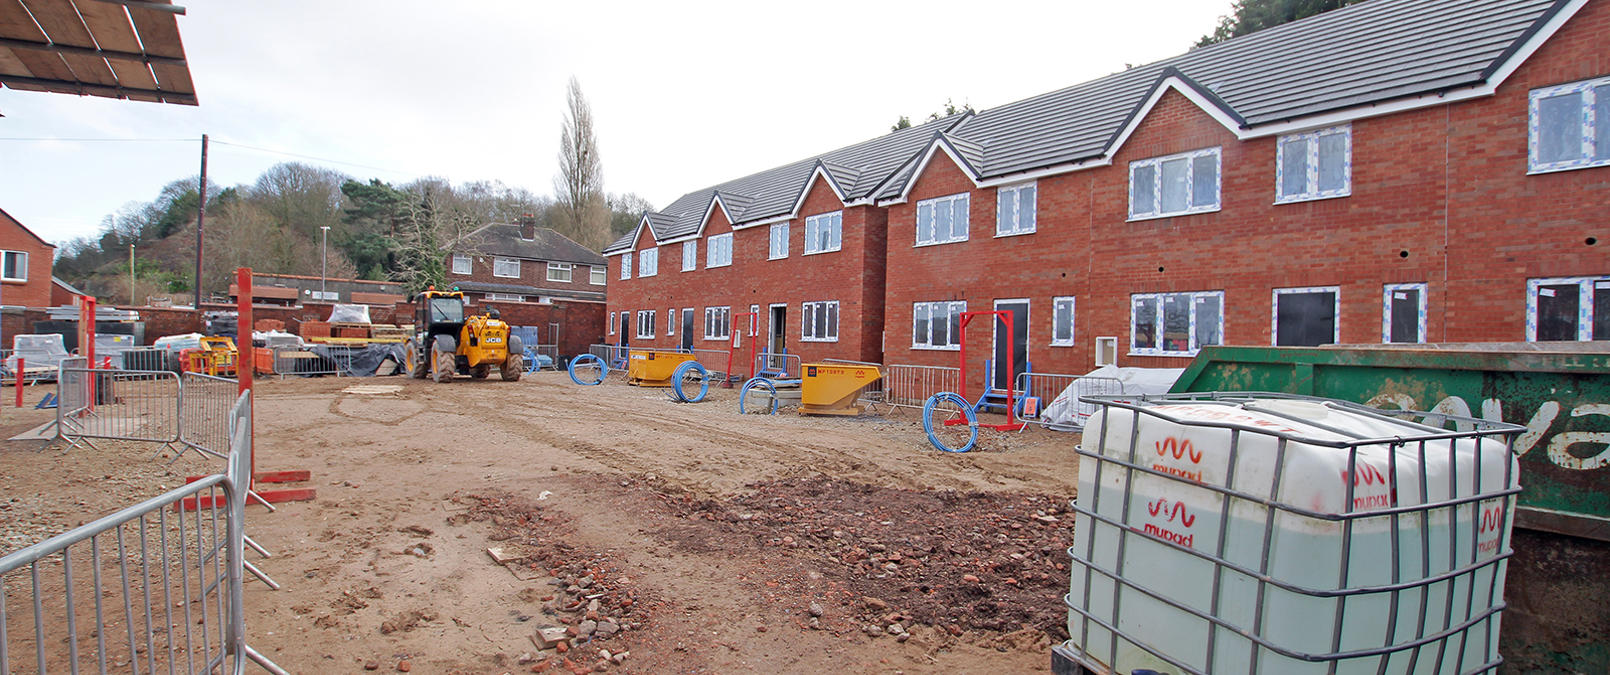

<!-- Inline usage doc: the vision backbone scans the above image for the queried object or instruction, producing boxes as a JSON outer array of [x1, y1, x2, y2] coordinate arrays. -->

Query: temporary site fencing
[[882, 364, 961, 410], [1012, 371, 1126, 431], [51, 360, 248, 464], [0, 390, 286, 674]]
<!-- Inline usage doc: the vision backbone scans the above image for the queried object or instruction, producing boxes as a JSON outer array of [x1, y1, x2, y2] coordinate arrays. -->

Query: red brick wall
[[0, 211, 56, 309], [443, 252, 606, 296], [605, 177, 887, 367]]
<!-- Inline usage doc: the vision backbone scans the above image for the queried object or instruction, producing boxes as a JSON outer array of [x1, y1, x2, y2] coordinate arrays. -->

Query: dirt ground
[[1, 371, 1083, 674]]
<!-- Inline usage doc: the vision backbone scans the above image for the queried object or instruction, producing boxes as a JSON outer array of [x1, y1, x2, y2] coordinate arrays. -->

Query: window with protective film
[[1131, 291, 1222, 356]]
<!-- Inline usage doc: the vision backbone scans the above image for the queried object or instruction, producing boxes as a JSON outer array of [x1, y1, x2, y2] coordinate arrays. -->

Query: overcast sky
[[0, 0, 1232, 249]]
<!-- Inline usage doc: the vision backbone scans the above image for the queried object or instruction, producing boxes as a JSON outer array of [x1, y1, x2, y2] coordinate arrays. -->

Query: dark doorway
[[769, 305, 787, 368], [993, 299, 1029, 391], [680, 309, 694, 351], [618, 312, 630, 347]]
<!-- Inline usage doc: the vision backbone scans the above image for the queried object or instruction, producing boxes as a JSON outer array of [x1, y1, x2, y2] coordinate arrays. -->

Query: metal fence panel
[[271, 347, 341, 377], [56, 367, 182, 445], [754, 352, 802, 379], [1013, 372, 1125, 430], [883, 364, 960, 409], [179, 373, 239, 460], [0, 390, 281, 674]]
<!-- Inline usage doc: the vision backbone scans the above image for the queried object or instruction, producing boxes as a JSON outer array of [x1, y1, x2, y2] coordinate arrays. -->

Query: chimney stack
[[518, 213, 536, 240]]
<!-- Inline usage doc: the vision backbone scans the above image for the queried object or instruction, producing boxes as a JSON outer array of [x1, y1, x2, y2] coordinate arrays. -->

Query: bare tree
[[391, 187, 485, 293], [554, 77, 610, 251]]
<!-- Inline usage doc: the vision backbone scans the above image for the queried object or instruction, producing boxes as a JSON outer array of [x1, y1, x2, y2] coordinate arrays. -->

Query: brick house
[[447, 216, 607, 306], [603, 117, 961, 365], [0, 206, 57, 309], [607, 0, 1609, 381]]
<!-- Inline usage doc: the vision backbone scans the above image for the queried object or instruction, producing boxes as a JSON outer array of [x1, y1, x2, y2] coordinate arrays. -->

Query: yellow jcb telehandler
[[403, 288, 523, 383]]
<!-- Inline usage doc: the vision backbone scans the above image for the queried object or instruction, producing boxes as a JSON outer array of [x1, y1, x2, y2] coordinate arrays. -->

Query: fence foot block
[[178, 488, 316, 511], [185, 470, 313, 485]]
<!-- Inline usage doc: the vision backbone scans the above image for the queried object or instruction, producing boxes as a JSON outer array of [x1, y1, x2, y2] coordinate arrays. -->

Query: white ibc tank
[[1065, 395, 1520, 675]]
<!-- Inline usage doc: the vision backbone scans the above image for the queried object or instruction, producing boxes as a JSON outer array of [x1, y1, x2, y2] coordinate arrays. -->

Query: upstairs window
[[547, 262, 573, 283], [1129, 147, 1221, 220], [1051, 296, 1075, 346], [493, 257, 521, 279], [707, 233, 733, 268], [1530, 76, 1610, 173], [1273, 287, 1340, 347], [704, 306, 731, 340], [590, 266, 606, 285], [804, 211, 842, 254], [1277, 125, 1351, 202], [619, 252, 631, 280], [916, 193, 969, 246], [682, 241, 697, 271], [451, 254, 471, 275], [638, 248, 658, 277], [801, 300, 839, 342], [913, 301, 965, 350], [1132, 291, 1223, 356], [769, 223, 789, 260], [996, 183, 1037, 236], [1529, 276, 1610, 341]]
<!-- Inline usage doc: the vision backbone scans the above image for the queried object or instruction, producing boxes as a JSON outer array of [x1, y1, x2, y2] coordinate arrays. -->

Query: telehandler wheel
[[501, 353, 523, 381], [471, 364, 491, 379], [406, 340, 428, 379], [431, 350, 456, 383]]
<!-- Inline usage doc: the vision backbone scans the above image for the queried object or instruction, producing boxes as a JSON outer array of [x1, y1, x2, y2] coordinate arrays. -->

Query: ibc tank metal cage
[[1057, 392, 1525, 675]]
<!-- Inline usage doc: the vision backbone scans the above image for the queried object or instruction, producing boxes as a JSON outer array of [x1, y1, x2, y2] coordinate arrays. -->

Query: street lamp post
[[320, 226, 331, 302]]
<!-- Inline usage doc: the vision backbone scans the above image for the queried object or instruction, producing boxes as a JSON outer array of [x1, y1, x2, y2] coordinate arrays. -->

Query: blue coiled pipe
[[567, 353, 606, 386], [671, 361, 709, 402], [923, 391, 978, 453]]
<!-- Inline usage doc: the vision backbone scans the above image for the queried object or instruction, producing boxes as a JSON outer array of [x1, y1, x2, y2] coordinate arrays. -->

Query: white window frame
[[1382, 283, 1428, 344], [608, 312, 615, 335], [620, 252, 632, 280], [487, 293, 525, 303], [1050, 296, 1076, 346], [682, 241, 697, 271], [801, 300, 840, 342], [915, 193, 970, 247], [804, 211, 842, 255], [450, 254, 471, 275], [707, 233, 733, 268], [546, 262, 573, 283], [492, 257, 521, 279], [769, 222, 790, 260], [1275, 125, 1352, 203], [704, 306, 731, 340], [667, 307, 675, 336], [636, 310, 656, 339], [1130, 291, 1224, 357], [912, 301, 966, 350], [1272, 286, 1342, 347], [1528, 75, 1610, 174], [309, 290, 338, 302], [1128, 147, 1222, 221], [638, 248, 659, 277], [589, 265, 606, 285], [996, 182, 1037, 237], [1526, 276, 1610, 341]]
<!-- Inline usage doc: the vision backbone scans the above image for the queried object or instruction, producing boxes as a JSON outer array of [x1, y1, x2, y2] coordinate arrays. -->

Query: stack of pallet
[[331, 322, 372, 339], [370, 324, 411, 343]]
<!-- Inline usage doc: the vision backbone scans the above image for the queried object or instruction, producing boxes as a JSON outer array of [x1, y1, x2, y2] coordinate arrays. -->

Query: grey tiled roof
[[457, 281, 605, 303], [877, 0, 1563, 195], [463, 224, 607, 266], [605, 114, 966, 253], [614, 0, 1566, 245]]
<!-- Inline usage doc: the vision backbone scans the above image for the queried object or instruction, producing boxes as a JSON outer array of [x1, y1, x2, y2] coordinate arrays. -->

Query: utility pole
[[195, 133, 208, 308], [129, 244, 135, 306], [320, 225, 330, 300]]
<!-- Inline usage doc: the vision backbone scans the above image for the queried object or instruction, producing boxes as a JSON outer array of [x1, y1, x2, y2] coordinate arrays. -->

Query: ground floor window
[[1131, 291, 1222, 355], [487, 293, 525, 303], [1383, 283, 1427, 343], [1273, 286, 1339, 347], [802, 301, 839, 342], [1051, 297, 1076, 346], [1529, 276, 1610, 341], [913, 301, 965, 350], [608, 312, 615, 335], [668, 307, 675, 336], [636, 310, 656, 339], [705, 306, 731, 340]]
